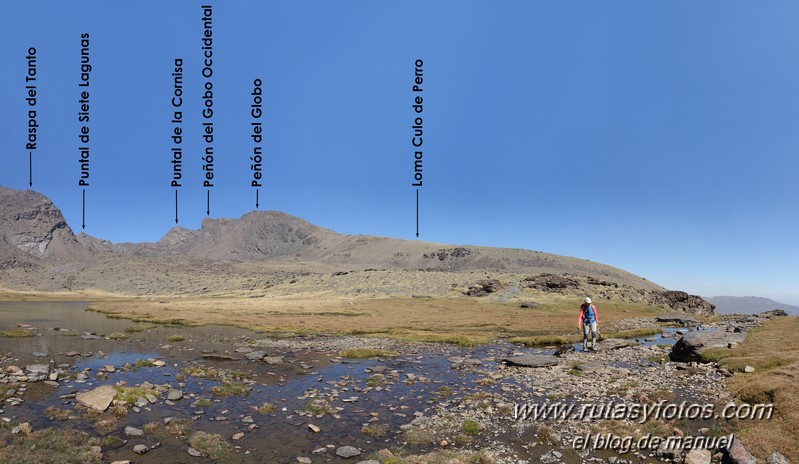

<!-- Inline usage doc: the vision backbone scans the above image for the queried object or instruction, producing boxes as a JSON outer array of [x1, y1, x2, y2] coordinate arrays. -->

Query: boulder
[[501, 355, 560, 368], [76, 385, 116, 412], [684, 448, 712, 464], [670, 330, 747, 362], [727, 437, 756, 464]]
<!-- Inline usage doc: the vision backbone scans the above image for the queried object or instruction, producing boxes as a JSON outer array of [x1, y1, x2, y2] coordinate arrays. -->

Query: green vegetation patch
[[462, 419, 480, 436], [166, 334, 186, 342], [189, 431, 230, 460], [340, 348, 400, 359], [0, 329, 35, 338], [114, 386, 159, 404], [0, 427, 102, 464], [108, 332, 128, 340], [211, 381, 249, 397]]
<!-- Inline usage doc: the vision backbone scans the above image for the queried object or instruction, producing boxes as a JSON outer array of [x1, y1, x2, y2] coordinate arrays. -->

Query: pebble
[[188, 447, 203, 457], [133, 444, 149, 454]]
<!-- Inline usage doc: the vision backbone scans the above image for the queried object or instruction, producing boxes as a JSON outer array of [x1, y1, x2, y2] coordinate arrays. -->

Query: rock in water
[[245, 351, 266, 360], [592, 339, 636, 351], [133, 444, 149, 454], [501, 355, 560, 368], [167, 389, 184, 401], [76, 385, 116, 412], [125, 426, 144, 437], [25, 364, 49, 375], [336, 446, 361, 458]]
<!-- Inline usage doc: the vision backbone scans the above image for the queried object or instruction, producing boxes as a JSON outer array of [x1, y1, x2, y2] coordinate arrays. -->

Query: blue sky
[[1, 1, 798, 304]]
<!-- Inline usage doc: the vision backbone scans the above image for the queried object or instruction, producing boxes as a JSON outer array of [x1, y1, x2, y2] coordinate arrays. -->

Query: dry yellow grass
[[705, 317, 799, 461], [86, 294, 663, 344]]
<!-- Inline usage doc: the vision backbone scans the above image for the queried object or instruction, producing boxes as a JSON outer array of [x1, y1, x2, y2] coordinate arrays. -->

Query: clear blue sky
[[2, 1, 798, 304]]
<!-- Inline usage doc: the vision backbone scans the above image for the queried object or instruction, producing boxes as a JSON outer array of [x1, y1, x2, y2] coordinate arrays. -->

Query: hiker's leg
[[582, 324, 590, 350], [590, 322, 597, 349]]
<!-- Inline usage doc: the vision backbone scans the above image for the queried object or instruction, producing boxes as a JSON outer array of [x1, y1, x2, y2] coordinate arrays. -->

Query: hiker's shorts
[[582, 322, 597, 339]]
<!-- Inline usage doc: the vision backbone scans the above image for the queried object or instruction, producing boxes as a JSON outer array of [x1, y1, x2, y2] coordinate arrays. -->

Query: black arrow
[[256, 189, 259, 209], [81, 189, 86, 230], [28, 152, 32, 187], [206, 190, 211, 216], [415, 189, 419, 237], [175, 190, 179, 224]]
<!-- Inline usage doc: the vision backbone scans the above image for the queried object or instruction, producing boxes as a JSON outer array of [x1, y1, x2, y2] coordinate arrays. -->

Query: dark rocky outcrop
[[524, 274, 580, 292], [466, 279, 503, 297], [647, 291, 715, 316], [761, 309, 788, 318]]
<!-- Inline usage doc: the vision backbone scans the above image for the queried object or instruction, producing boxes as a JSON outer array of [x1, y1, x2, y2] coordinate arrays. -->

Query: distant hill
[[705, 296, 799, 315]]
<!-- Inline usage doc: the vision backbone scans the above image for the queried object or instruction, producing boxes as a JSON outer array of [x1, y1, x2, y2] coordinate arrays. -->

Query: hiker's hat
[[584, 297, 592, 304]]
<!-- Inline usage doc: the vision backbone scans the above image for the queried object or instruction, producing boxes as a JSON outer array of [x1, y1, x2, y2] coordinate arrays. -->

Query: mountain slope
[[0, 187, 89, 265], [706, 296, 799, 315]]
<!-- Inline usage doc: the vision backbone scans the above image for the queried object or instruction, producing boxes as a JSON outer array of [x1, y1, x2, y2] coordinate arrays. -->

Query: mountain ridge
[[0, 185, 719, 316], [705, 295, 799, 315]]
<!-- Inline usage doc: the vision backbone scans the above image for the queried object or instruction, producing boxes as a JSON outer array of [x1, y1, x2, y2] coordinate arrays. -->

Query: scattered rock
[[232, 432, 245, 440], [297, 458, 312, 464], [167, 389, 184, 401], [133, 444, 149, 454], [520, 301, 540, 308], [188, 447, 202, 457], [744, 366, 755, 373], [262, 356, 283, 365], [308, 424, 321, 433]]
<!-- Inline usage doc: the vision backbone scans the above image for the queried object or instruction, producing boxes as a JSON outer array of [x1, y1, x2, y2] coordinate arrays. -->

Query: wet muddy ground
[[0, 302, 726, 464]]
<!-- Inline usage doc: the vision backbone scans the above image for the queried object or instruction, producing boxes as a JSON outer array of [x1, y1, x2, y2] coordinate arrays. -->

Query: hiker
[[578, 297, 599, 351]]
